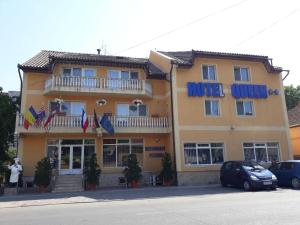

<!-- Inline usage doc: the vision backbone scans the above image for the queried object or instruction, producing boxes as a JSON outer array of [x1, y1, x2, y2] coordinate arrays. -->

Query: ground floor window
[[103, 138, 143, 168], [243, 142, 280, 162], [184, 143, 224, 165]]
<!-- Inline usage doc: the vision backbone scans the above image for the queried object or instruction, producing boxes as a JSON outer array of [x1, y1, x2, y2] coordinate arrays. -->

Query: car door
[[269, 163, 281, 183], [221, 162, 233, 185], [231, 162, 243, 187], [279, 162, 294, 186]]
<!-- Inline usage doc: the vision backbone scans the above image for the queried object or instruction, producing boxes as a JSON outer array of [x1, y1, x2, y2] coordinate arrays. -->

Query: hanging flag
[[44, 104, 59, 128], [81, 109, 89, 133], [100, 114, 114, 134], [35, 105, 46, 126], [93, 109, 102, 135], [23, 106, 37, 129]]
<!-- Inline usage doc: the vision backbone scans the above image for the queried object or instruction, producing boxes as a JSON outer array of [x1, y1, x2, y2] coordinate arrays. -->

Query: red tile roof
[[288, 102, 300, 127]]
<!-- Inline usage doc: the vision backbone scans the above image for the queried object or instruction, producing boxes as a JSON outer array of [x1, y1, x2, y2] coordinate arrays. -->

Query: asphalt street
[[0, 186, 299, 225]]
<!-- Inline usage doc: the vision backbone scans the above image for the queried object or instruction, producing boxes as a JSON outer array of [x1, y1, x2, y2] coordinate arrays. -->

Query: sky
[[0, 0, 299, 91]]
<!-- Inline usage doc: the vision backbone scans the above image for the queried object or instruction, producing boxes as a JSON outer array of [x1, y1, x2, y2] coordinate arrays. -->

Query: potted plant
[[34, 157, 52, 192], [160, 152, 173, 186], [123, 154, 142, 188], [84, 153, 101, 190]]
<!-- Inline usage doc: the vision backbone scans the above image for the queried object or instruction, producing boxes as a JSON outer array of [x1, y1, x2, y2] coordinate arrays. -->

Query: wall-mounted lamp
[[96, 99, 107, 106], [132, 99, 143, 106]]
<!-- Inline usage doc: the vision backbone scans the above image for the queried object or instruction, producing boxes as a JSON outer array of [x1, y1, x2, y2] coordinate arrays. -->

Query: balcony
[[16, 114, 170, 134], [44, 75, 153, 97]]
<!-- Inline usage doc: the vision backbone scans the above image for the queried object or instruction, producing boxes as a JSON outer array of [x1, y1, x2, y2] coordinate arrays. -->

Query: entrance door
[[59, 145, 83, 175]]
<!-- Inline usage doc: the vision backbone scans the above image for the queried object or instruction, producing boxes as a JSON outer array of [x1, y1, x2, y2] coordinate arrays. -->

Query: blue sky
[[1, 0, 299, 91]]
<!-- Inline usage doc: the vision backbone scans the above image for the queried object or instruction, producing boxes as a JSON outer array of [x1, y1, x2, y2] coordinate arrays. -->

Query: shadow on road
[[0, 185, 281, 204]]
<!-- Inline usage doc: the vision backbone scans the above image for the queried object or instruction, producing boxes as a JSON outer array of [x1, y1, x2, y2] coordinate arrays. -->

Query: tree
[[34, 157, 52, 187], [160, 152, 173, 183], [284, 85, 300, 110], [0, 89, 17, 161], [84, 153, 101, 187], [123, 154, 142, 184]]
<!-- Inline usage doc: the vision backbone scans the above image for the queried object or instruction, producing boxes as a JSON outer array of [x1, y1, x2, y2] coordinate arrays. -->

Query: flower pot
[[131, 180, 138, 188], [86, 183, 97, 190], [163, 180, 172, 186], [37, 185, 47, 193]]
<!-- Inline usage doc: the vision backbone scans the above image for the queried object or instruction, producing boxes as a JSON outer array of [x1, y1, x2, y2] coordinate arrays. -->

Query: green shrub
[[84, 153, 101, 185], [160, 152, 173, 182], [34, 157, 52, 187], [123, 154, 142, 183]]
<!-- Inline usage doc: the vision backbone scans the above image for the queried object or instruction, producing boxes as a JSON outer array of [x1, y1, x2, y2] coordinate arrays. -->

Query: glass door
[[59, 145, 83, 175]]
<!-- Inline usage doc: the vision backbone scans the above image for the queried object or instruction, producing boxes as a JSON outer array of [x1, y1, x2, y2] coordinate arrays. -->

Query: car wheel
[[291, 178, 300, 189], [243, 181, 251, 191]]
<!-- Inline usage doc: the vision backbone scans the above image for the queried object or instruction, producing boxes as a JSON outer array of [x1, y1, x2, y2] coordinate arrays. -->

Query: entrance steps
[[52, 174, 84, 193]]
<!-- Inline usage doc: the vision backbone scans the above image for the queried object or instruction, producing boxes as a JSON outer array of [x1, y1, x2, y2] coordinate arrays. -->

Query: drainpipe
[[16, 64, 23, 157], [282, 70, 290, 81], [17, 64, 23, 112], [169, 61, 178, 185]]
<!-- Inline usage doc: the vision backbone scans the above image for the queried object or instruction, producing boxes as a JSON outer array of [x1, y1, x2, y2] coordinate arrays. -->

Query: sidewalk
[[0, 184, 225, 209]]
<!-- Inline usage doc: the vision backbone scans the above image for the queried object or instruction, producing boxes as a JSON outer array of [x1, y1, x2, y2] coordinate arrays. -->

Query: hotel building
[[16, 49, 292, 189]]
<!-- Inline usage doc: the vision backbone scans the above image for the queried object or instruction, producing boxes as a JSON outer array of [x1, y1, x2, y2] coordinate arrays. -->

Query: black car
[[220, 161, 277, 191], [269, 160, 300, 189]]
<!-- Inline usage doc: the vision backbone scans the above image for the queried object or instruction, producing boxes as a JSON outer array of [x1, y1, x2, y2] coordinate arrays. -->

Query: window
[[62, 68, 96, 77], [184, 143, 224, 165], [202, 65, 216, 80], [47, 139, 59, 169], [117, 104, 147, 117], [108, 70, 139, 80], [243, 142, 280, 162], [103, 138, 143, 167], [205, 100, 220, 116], [234, 67, 249, 81], [49, 101, 85, 116], [236, 101, 253, 116]]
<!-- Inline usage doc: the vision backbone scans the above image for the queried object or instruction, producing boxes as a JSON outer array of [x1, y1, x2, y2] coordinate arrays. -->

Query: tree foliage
[[84, 153, 101, 185], [123, 154, 142, 183], [34, 157, 52, 187], [0, 89, 18, 161], [160, 152, 173, 182], [284, 85, 300, 110]]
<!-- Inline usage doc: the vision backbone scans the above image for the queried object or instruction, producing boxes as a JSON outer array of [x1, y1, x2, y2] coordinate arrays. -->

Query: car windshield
[[241, 162, 265, 171]]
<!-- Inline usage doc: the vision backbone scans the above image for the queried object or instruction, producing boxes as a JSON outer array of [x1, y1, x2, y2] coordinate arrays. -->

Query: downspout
[[16, 64, 23, 157], [282, 70, 290, 81], [17, 64, 23, 112], [169, 61, 178, 185]]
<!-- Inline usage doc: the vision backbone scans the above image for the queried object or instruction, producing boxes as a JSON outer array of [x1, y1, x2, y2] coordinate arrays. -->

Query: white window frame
[[202, 64, 217, 81], [204, 99, 220, 116], [234, 66, 250, 82], [103, 138, 144, 168], [107, 70, 139, 80], [236, 100, 254, 116], [116, 103, 148, 117], [61, 67, 96, 77], [49, 101, 85, 116], [243, 142, 280, 162], [184, 142, 224, 166]]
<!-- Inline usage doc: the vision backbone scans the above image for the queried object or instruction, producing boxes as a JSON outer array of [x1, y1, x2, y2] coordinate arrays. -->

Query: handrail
[[44, 75, 151, 92], [17, 114, 169, 129]]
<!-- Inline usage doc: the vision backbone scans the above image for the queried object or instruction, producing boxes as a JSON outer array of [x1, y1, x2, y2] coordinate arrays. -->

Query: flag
[[35, 105, 46, 126], [24, 106, 37, 129], [100, 114, 114, 134], [44, 104, 59, 128], [81, 109, 89, 133], [93, 109, 102, 135]]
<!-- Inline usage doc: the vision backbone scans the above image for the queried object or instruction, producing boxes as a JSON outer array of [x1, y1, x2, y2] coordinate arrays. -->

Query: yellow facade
[[17, 49, 292, 186], [290, 126, 300, 157]]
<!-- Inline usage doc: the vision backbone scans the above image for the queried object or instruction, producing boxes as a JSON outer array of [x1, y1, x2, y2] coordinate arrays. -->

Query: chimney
[[97, 49, 101, 55]]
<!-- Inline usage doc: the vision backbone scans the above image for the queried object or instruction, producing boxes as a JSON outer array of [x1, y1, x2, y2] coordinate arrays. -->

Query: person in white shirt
[[7, 158, 22, 188]]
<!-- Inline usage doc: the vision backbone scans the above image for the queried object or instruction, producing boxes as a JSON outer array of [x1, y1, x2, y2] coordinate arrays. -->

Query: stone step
[[52, 188, 83, 193], [53, 175, 84, 193]]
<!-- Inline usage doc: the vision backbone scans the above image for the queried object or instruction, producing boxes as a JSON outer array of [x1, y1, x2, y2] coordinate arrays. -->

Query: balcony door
[[116, 104, 147, 126], [59, 145, 83, 175], [107, 70, 138, 89]]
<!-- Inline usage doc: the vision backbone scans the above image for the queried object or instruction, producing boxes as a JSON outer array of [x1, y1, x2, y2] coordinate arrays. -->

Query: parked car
[[220, 161, 277, 191], [268, 160, 300, 189]]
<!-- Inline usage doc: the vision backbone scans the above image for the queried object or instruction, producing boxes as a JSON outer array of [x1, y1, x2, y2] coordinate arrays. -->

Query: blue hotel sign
[[187, 82, 269, 99]]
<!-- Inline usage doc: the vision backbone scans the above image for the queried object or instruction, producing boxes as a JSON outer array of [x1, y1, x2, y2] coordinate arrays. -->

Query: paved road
[[0, 186, 299, 225]]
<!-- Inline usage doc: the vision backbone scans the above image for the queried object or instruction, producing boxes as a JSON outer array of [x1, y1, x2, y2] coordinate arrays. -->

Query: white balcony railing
[[44, 76, 152, 96], [16, 114, 169, 132]]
